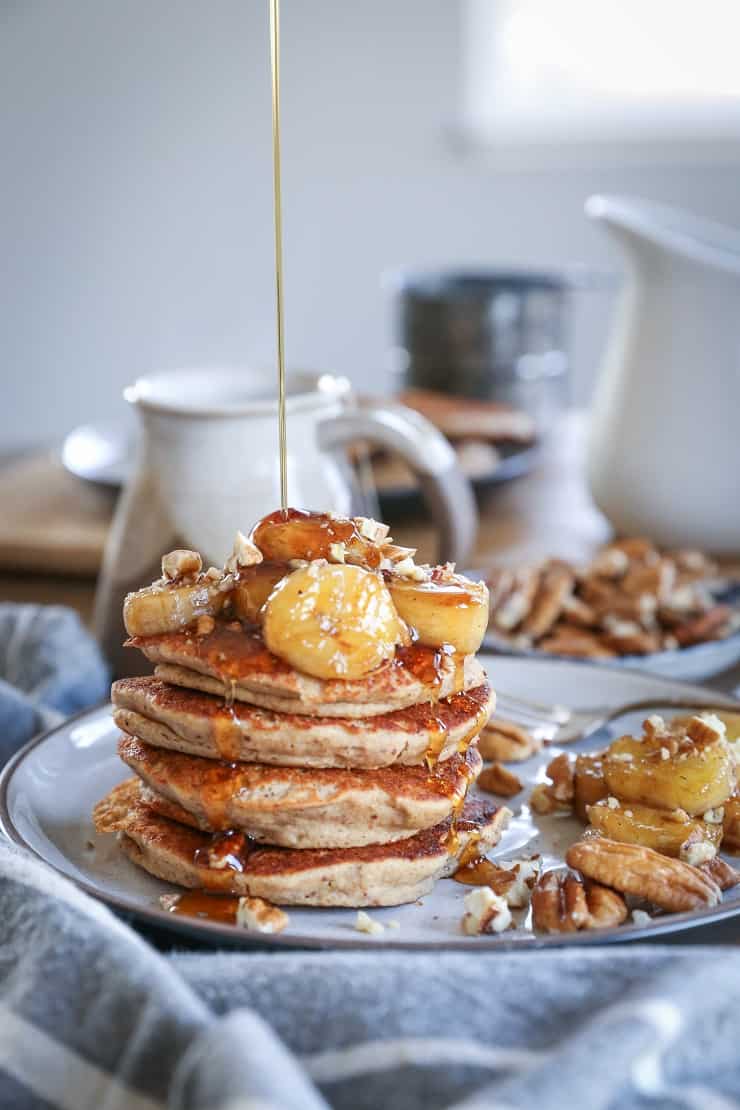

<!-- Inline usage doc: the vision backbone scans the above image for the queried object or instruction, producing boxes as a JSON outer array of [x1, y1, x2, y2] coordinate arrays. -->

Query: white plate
[[1, 656, 739, 950]]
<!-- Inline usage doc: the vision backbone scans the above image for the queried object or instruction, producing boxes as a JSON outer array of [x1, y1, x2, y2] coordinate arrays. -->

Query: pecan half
[[565, 835, 722, 912], [493, 567, 541, 631], [699, 856, 739, 892], [478, 717, 542, 763], [531, 869, 627, 933], [538, 628, 616, 660], [521, 561, 575, 639], [477, 762, 523, 798]]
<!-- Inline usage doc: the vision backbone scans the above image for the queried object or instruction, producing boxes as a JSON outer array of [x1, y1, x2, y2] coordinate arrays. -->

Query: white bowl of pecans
[[483, 538, 740, 682]]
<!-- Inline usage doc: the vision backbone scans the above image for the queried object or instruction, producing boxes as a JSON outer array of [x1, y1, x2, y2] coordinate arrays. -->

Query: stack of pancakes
[[95, 533, 508, 909]]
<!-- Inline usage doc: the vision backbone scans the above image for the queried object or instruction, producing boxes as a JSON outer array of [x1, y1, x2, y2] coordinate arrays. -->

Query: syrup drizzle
[[165, 892, 241, 924], [453, 853, 502, 887], [424, 716, 449, 771], [212, 706, 242, 762], [269, 0, 288, 510], [193, 829, 253, 873]]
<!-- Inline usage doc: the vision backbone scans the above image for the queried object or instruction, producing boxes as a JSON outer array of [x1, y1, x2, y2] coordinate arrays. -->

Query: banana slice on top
[[262, 562, 408, 680], [387, 573, 489, 656], [123, 579, 226, 637]]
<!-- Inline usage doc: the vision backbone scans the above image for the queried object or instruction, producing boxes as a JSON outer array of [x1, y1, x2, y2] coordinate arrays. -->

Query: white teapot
[[586, 195, 740, 554], [94, 367, 477, 669]]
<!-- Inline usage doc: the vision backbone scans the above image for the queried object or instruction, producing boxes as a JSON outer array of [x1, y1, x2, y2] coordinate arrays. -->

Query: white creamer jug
[[586, 194, 740, 554], [94, 366, 477, 670]]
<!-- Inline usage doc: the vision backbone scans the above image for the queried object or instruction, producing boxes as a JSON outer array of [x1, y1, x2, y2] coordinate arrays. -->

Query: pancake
[[94, 779, 511, 907], [118, 734, 483, 848], [112, 677, 494, 769], [129, 624, 485, 716]]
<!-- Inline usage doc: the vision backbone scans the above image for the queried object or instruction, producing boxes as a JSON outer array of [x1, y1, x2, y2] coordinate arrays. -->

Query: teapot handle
[[318, 402, 478, 566]]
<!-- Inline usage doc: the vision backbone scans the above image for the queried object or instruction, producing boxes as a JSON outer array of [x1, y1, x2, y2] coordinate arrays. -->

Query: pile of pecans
[[486, 538, 738, 658]]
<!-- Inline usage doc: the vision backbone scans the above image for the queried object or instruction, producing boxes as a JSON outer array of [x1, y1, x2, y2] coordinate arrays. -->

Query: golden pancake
[[129, 623, 484, 716], [119, 734, 483, 848], [94, 779, 510, 907], [112, 677, 494, 768]]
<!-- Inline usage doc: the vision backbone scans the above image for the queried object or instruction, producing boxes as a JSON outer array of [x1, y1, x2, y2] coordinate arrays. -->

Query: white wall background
[[3, 0, 740, 450]]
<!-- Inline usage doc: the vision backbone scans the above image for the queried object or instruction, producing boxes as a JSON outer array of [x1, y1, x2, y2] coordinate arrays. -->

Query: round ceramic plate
[[1, 656, 739, 950]]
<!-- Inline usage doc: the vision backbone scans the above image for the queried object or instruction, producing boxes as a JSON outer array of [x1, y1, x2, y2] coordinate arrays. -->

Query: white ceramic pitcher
[[94, 367, 477, 669], [586, 195, 740, 554]]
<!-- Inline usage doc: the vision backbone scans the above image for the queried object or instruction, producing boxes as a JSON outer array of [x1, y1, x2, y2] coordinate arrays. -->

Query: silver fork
[[494, 690, 735, 745]]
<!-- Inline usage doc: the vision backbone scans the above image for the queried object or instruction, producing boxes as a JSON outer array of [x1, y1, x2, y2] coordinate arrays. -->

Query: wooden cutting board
[[0, 453, 114, 576]]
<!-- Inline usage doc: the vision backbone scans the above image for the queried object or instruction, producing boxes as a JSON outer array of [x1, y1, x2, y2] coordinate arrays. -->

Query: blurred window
[[462, 0, 740, 158]]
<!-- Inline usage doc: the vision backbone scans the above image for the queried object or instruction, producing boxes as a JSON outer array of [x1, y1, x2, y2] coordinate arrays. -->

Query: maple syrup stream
[[269, 0, 288, 512]]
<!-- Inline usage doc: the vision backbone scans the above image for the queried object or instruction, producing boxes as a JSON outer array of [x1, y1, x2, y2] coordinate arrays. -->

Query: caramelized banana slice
[[387, 574, 489, 655], [603, 718, 735, 816], [587, 798, 723, 858], [123, 579, 226, 637], [251, 509, 384, 567], [231, 563, 287, 623], [262, 562, 408, 680]]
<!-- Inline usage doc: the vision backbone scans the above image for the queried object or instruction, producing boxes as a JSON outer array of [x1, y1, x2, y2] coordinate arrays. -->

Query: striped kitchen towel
[[1, 833, 739, 1110]]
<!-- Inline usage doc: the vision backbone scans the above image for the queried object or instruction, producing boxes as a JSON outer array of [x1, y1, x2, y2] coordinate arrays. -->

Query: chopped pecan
[[478, 717, 542, 763], [545, 753, 575, 804], [493, 567, 541, 632], [195, 614, 216, 636], [578, 576, 618, 610], [671, 548, 718, 581], [565, 835, 722, 912], [463, 858, 539, 908], [609, 537, 659, 562], [236, 896, 288, 934], [477, 762, 523, 798], [538, 628, 616, 660], [461, 887, 512, 935], [584, 547, 629, 579], [686, 713, 726, 746], [355, 516, 391, 544], [161, 549, 202, 581], [225, 531, 263, 573], [529, 782, 571, 816], [600, 620, 661, 655], [521, 561, 575, 639], [674, 606, 731, 647], [560, 594, 598, 628], [531, 869, 627, 933], [620, 558, 676, 601]]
